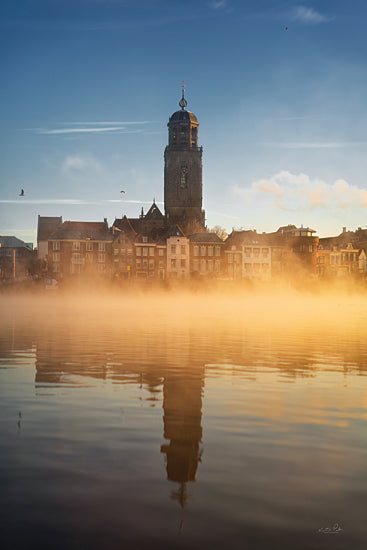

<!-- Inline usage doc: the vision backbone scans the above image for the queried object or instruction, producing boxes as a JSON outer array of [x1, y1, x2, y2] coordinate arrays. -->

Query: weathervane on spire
[[179, 80, 188, 110]]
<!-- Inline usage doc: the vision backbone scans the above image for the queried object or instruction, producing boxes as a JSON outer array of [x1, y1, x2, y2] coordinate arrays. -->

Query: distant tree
[[209, 225, 228, 240], [185, 218, 206, 235]]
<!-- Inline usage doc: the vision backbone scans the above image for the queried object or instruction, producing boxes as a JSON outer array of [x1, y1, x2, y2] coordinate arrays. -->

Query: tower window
[[180, 165, 188, 188]]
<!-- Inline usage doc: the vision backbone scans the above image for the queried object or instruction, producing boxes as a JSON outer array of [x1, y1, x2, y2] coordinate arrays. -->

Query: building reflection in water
[[160, 371, 203, 507], [33, 322, 205, 507]]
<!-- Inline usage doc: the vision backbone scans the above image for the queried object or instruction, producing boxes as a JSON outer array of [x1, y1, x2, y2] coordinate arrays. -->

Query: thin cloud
[[293, 6, 333, 24], [61, 121, 154, 125], [233, 171, 367, 212], [32, 126, 130, 135], [0, 199, 89, 205], [208, 0, 227, 9], [0, 198, 161, 206], [263, 141, 367, 149], [104, 200, 163, 205], [27, 120, 155, 135]]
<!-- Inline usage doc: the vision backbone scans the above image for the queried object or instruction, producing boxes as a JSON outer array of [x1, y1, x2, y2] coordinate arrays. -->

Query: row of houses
[[34, 211, 367, 283], [2, 214, 367, 283]]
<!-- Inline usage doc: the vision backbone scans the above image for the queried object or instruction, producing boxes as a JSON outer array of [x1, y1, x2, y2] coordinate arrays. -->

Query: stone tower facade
[[164, 89, 205, 229]]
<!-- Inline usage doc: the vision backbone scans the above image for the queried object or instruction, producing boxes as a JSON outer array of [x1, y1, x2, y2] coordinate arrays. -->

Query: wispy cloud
[[27, 120, 155, 136], [0, 198, 160, 205], [233, 171, 367, 212], [263, 141, 367, 149], [208, 0, 227, 9], [61, 121, 154, 125], [293, 6, 333, 25], [0, 199, 90, 205], [62, 155, 101, 173]]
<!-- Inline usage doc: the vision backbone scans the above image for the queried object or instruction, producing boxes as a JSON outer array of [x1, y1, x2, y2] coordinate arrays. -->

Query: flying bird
[[120, 190, 126, 194], [19, 189, 25, 196], [285, 26, 288, 30]]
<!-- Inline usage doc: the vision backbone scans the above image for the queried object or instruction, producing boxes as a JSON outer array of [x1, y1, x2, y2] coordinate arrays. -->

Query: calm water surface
[[1, 292, 367, 550]]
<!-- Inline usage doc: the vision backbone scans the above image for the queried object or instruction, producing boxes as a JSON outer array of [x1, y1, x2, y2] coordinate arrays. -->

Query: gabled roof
[[37, 216, 62, 241], [189, 232, 224, 243], [49, 221, 112, 241], [145, 202, 164, 220], [113, 215, 138, 235], [0, 236, 34, 250]]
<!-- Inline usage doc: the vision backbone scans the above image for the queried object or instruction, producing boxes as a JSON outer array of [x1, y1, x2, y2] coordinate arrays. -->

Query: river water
[[1, 291, 367, 550]]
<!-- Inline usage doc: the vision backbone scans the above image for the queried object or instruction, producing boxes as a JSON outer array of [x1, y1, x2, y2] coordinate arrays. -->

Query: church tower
[[164, 87, 205, 229]]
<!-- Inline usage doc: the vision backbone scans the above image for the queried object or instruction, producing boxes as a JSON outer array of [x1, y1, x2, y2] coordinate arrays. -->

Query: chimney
[[104, 218, 108, 230], [343, 227, 346, 233]]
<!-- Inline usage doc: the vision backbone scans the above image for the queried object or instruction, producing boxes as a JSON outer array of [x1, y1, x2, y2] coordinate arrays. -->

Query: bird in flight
[[285, 26, 288, 30], [19, 189, 25, 196], [120, 190, 126, 194]]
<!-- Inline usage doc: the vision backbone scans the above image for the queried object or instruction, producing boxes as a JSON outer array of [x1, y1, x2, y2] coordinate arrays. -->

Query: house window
[[53, 241, 60, 251], [171, 245, 176, 254], [193, 260, 199, 271], [136, 260, 141, 269], [86, 242, 93, 252], [245, 263, 252, 273], [53, 263, 60, 273], [200, 259, 206, 272], [215, 260, 220, 272], [113, 248, 119, 255], [159, 261, 164, 268], [53, 252, 60, 262], [98, 242, 106, 252], [158, 249, 164, 257], [208, 246, 213, 256], [228, 254, 233, 264], [142, 236, 148, 243], [181, 245, 186, 255], [136, 247, 141, 256], [73, 242, 80, 251], [121, 247, 126, 255], [262, 248, 269, 257], [245, 248, 251, 257], [171, 259, 176, 268], [149, 248, 154, 257], [200, 246, 206, 256], [208, 260, 213, 272], [149, 260, 154, 269], [215, 246, 220, 257], [194, 246, 199, 256], [143, 260, 148, 269], [143, 247, 148, 256], [181, 259, 186, 268], [72, 253, 82, 264], [98, 253, 105, 263], [97, 264, 105, 273], [253, 248, 260, 257]]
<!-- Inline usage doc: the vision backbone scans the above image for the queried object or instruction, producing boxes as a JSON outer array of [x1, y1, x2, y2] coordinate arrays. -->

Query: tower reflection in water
[[160, 371, 203, 507], [33, 322, 205, 508]]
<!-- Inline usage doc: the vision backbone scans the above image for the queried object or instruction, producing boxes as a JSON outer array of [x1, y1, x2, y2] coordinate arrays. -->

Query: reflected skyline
[[1, 293, 367, 549]]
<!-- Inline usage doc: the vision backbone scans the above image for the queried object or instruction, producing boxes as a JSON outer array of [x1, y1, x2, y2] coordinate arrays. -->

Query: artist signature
[[318, 523, 343, 534]]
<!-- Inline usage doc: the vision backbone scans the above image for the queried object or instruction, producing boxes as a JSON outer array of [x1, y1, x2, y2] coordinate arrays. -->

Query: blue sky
[[1, 0, 367, 243]]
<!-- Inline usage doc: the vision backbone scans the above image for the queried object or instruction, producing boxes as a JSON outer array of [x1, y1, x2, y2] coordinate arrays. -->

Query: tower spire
[[179, 80, 188, 111]]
